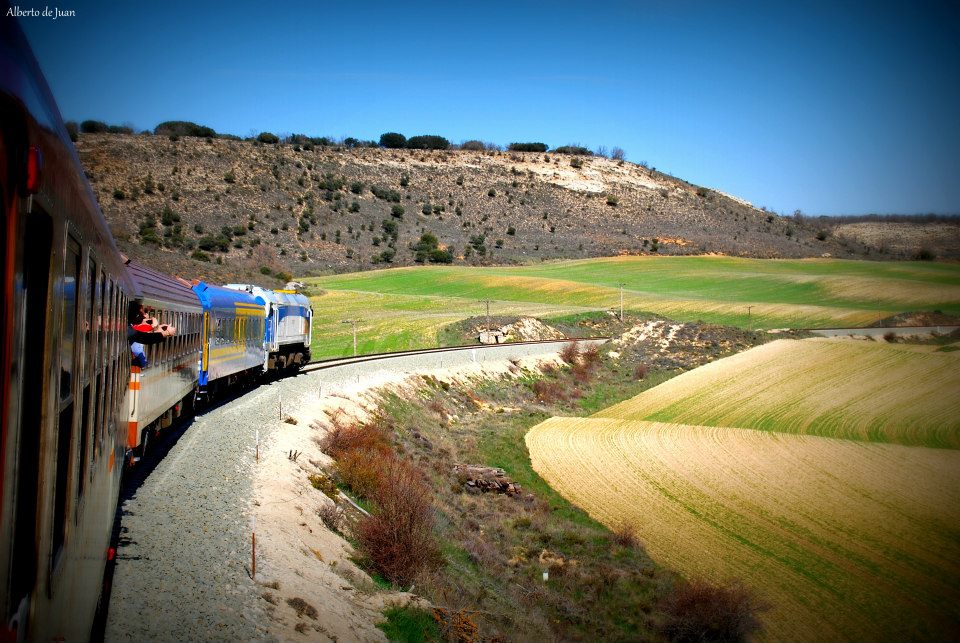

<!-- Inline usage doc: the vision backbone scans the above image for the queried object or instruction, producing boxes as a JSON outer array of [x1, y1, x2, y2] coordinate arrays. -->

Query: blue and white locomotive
[[223, 284, 313, 372]]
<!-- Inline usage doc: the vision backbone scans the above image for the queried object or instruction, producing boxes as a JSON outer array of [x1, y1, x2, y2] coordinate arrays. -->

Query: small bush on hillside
[[606, 195, 619, 206], [371, 185, 402, 202], [406, 135, 450, 150], [357, 458, 442, 586], [191, 249, 210, 262], [508, 142, 548, 152], [560, 342, 580, 365], [350, 181, 364, 194], [81, 120, 109, 134], [913, 247, 936, 261], [611, 147, 625, 160], [257, 132, 280, 144], [553, 145, 592, 155], [659, 578, 767, 643], [883, 332, 897, 343], [634, 363, 649, 380], [570, 157, 583, 169], [532, 379, 568, 404], [460, 140, 485, 151], [113, 189, 125, 200], [154, 120, 217, 138], [399, 174, 409, 187], [379, 132, 407, 148]]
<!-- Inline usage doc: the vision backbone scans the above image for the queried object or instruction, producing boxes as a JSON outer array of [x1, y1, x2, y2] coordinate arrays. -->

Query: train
[[0, 10, 313, 641]]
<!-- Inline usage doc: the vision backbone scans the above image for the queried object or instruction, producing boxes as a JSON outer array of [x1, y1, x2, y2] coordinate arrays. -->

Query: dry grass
[[526, 417, 960, 642]]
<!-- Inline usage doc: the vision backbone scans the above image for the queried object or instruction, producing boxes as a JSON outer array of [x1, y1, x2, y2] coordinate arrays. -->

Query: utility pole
[[618, 282, 625, 322], [341, 319, 358, 356], [747, 305, 754, 331], [482, 299, 492, 331]]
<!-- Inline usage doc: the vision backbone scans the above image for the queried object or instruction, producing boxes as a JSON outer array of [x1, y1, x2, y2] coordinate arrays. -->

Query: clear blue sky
[[17, 0, 960, 215]]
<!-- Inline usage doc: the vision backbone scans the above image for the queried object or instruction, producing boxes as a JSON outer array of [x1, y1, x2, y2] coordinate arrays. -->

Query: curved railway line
[[100, 337, 607, 642]]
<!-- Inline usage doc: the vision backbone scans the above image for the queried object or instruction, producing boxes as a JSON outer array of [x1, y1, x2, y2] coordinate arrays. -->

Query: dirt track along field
[[525, 418, 960, 642], [596, 338, 960, 448]]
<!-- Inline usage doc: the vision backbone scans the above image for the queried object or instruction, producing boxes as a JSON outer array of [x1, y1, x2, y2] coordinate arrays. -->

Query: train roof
[[192, 281, 261, 311], [126, 259, 201, 312], [222, 284, 310, 307]]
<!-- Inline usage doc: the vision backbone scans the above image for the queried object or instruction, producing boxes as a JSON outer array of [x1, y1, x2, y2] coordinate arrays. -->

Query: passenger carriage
[[224, 284, 313, 371], [192, 282, 267, 397], [124, 260, 202, 458], [1, 12, 135, 640]]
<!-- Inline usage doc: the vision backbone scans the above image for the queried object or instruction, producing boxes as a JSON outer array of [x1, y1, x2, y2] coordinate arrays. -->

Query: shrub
[[611, 147, 625, 161], [318, 503, 343, 532], [883, 332, 897, 343], [349, 201, 361, 213], [371, 185, 402, 202], [391, 205, 405, 219], [532, 379, 567, 404], [379, 132, 407, 149], [223, 170, 236, 184], [429, 248, 453, 264], [606, 195, 619, 207], [259, 266, 272, 275], [406, 135, 449, 150], [350, 181, 364, 194], [659, 578, 767, 643], [80, 120, 109, 134], [421, 203, 432, 216], [570, 157, 583, 169], [112, 189, 125, 200], [508, 142, 548, 152], [191, 249, 210, 262], [634, 363, 649, 380], [257, 132, 280, 144], [553, 145, 592, 155], [560, 341, 580, 365], [914, 247, 936, 261], [460, 140, 485, 151], [815, 230, 829, 241], [154, 120, 216, 138], [612, 523, 640, 549], [506, 225, 516, 236], [487, 188, 496, 197], [399, 175, 409, 187], [357, 458, 442, 586]]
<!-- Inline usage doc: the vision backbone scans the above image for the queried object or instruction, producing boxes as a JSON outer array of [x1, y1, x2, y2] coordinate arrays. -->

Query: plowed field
[[596, 338, 960, 448], [526, 418, 960, 642]]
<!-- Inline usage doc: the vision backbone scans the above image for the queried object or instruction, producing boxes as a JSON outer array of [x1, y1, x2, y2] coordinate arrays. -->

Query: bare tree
[[611, 147, 625, 161], [595, 145, 609, 158]]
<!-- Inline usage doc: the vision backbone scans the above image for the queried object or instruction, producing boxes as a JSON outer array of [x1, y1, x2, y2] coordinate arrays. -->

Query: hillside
[[75, 133, 878, 284]]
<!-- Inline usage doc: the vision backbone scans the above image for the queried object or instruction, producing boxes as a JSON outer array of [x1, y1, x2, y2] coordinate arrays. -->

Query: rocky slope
[[77, 133, 871, 284]]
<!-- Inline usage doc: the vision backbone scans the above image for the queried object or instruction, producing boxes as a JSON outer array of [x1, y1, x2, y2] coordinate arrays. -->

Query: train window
[[53, 236, 82, 562], [77, 257, 97, 501]]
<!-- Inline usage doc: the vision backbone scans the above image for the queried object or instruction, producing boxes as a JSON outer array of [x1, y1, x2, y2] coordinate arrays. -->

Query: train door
[[6, 207, 52, 633]]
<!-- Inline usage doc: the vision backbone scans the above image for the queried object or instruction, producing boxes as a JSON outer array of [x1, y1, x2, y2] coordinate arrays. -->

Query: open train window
[[10, 206, 52, 617], [76, 256, 97, 504], [52, 235, 81, 566]]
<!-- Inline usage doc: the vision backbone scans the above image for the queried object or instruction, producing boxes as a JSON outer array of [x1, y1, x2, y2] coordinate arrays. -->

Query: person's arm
[[130, 329, 166, 345]]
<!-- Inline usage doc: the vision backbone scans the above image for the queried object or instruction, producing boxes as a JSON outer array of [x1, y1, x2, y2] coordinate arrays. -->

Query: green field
[[304, 256, 960, 358], [596, 338, 960, 448]]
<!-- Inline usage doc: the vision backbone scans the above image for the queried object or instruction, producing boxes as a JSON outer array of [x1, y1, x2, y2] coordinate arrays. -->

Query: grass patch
[[377, 606, 442, 643]]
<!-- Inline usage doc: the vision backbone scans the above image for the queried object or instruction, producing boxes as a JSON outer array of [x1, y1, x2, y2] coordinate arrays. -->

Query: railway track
[[300, 336, 612, 374]]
